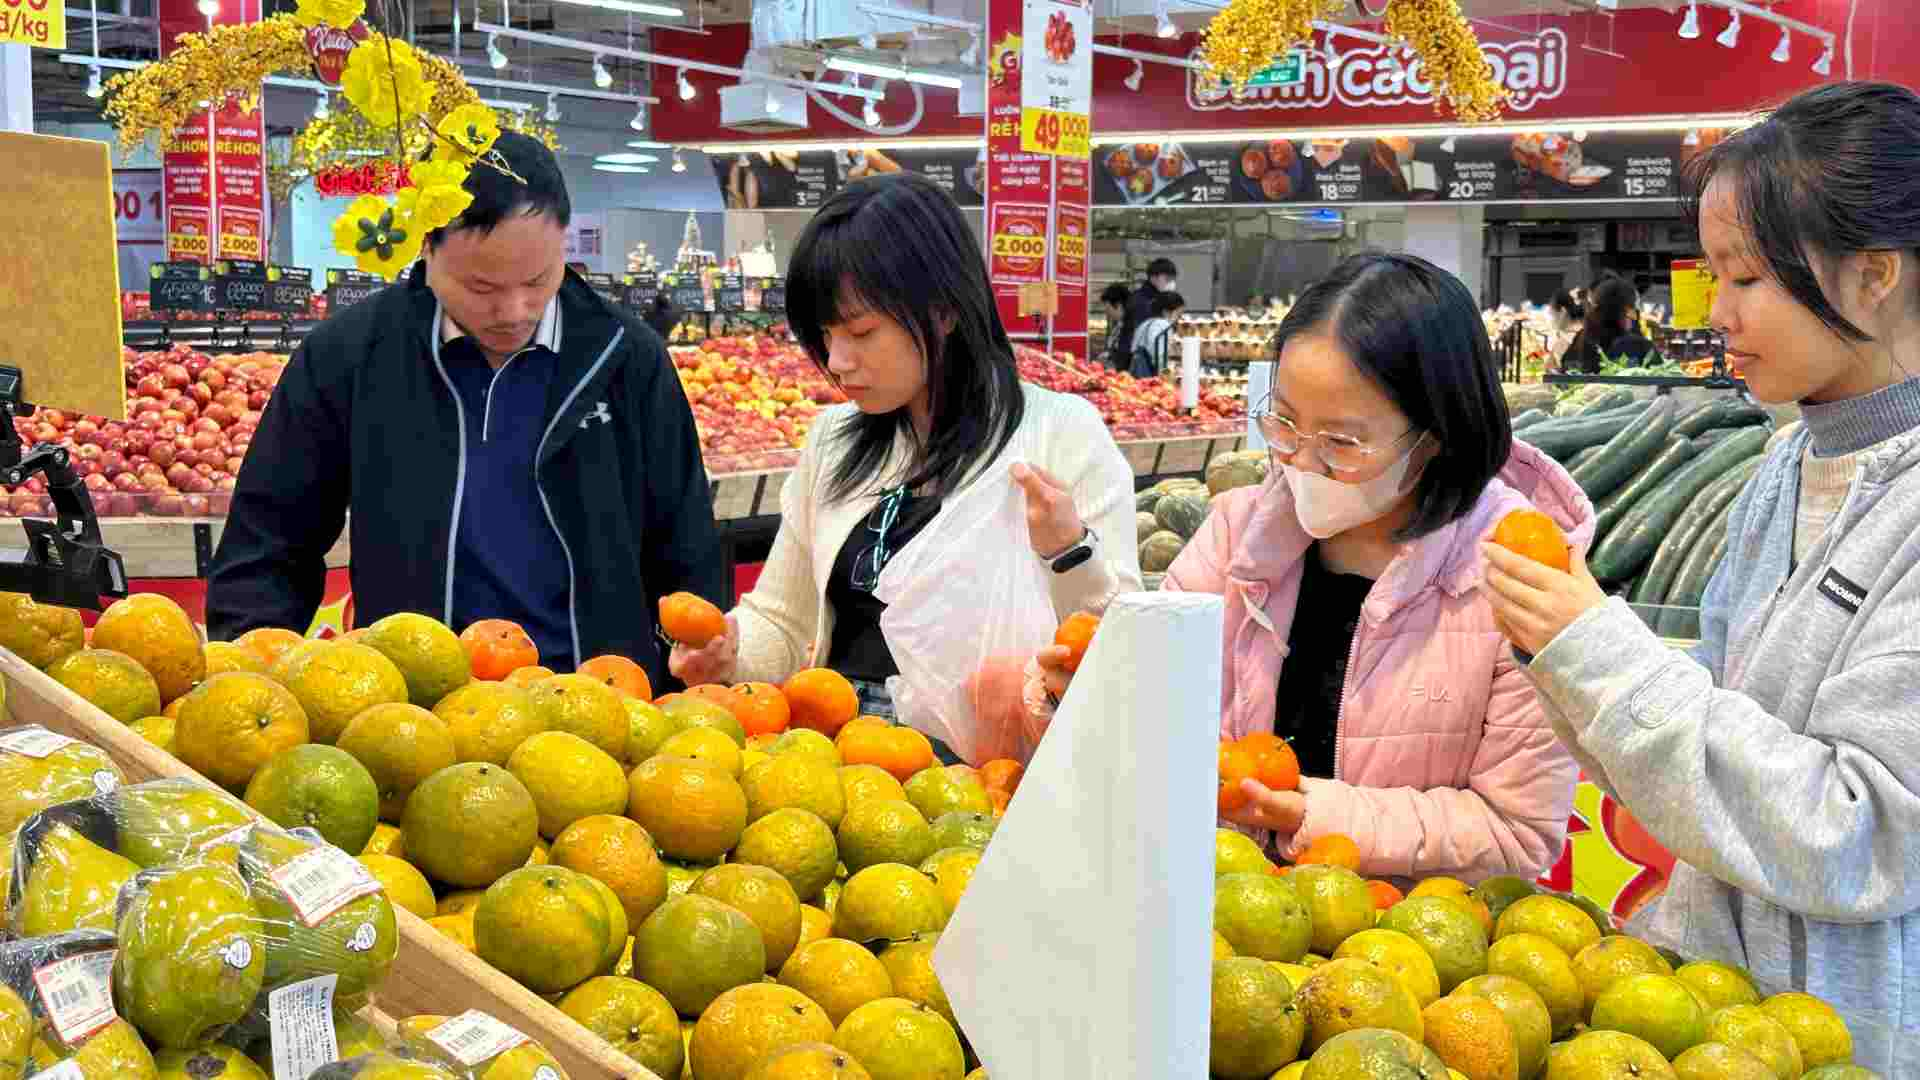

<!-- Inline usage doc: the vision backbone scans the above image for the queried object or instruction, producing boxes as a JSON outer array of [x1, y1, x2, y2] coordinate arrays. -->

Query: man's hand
[[1480, 540, 1610, 656], [1221, 777, 1313, 842], [668, 612, 740, 687], [1012, 463, 1088, 561]]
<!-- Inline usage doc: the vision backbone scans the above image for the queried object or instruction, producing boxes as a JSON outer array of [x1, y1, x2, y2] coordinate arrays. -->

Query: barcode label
[[31, 950, 116, 1045], [268, 974, 339, 1080], [425, 1011, 528, 1066], [0, 728, 78, 759], [268, 847, 383, 927], [27, 1060, 84, 1080]]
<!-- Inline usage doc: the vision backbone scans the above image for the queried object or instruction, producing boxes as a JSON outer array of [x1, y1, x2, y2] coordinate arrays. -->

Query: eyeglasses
[[850, 486, 909, 593], [1255, 411, 1419, 475]]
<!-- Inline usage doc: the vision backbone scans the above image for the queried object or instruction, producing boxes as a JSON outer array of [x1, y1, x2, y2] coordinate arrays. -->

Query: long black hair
[[1269, 252, 1511, 540], [785, 173, 1025, 501], [1584, 277, 1640, 345], [1682, 81, 1920, 343]]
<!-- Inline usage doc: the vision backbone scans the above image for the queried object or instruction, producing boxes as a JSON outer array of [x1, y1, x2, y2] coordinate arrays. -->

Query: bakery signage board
[[1092, 127, 1727, 207], [711, 147, 986, 210]]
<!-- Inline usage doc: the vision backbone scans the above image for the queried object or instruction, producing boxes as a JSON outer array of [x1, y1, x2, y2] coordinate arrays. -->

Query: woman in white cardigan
[[670, 173, 1141, 762]]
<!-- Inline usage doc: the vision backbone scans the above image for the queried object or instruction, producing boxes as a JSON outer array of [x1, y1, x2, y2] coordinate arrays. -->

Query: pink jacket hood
[[1166, 439, 1594, 882]]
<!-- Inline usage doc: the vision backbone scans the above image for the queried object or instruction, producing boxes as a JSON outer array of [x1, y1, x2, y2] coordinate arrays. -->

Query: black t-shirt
[[1273, 544, 1375, 779], [825, 491, 941, 683], [1563, 329, 1654, 374]]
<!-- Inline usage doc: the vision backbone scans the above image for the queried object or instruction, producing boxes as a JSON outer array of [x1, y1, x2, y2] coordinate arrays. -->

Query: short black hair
[[426, 130, 571, 248], [1147, 257, 1178, 279], [1682, 81, 1920, 343], [1585, 277, 1640, 340], [1550, 289, 1584, 318], [786, 172, 1024, 501], [1100, 282, 1131, 306], [1270, 252, 1511, 541], [1151, 291, 1186, 317]]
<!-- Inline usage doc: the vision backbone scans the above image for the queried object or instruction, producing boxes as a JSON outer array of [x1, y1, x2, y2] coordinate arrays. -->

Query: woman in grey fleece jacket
[[1485, 83, 1920, 1073]]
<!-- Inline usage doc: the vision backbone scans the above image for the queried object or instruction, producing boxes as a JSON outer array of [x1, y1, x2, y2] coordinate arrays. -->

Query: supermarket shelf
[[1544, 373, 1749, 392]]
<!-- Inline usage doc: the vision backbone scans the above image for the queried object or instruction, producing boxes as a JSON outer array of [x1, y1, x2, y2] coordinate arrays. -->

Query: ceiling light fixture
[[963, 32, 980, 68], [1438, 136, 1456, 153], [764, 87, 780, 115], [546, 0, 680, 15], [487, 34, 508, 69], [863, 96, 880, 125], [544, 92, 561, 121], [85, 64, 103, 99], [1678, 0, 1700, 39], [1812, 40, 1833, 75], [630, 101, 648, 130], [312, 89, 329, 118], [594, 163, 651, 173], [824, 55, 905, 81], [904, 69, 962, 89], [1716, 8, 1740, 49], [1155, 1, 1176, 38], [195, 0, 218, 16], [627, 139, 671, 148], [671, 150, 686, 172], [597, 152, 655, 164], [859, 32, 878, 50], [1771, 27, 1791, 62], [593, 55, 613, 88], [677, 67, 695, 99], [1124, 58, 1143, 91]]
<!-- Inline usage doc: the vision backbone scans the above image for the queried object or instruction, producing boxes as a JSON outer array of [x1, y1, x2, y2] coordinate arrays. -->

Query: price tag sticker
[[1020, 107, 1090, 158], [27, 1060, 84, 1080], [0, 727, 79, 759], [424, 1011, 529, 1067], [268, 974, 339, 1080], [268, 846, 383, 927], [32, 949, 117, 1045]]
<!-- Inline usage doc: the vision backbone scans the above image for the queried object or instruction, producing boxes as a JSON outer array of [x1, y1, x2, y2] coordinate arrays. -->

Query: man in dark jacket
[[1117, 257, 1178, 372], [208, 132, 725, 686]]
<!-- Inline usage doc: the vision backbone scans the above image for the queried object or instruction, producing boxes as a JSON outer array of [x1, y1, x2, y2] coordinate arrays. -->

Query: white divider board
[[933, 591, 1223, 1079]]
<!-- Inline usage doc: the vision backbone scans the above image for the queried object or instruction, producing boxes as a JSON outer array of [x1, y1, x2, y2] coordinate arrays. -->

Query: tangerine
[[1367, 880, 1405, 910], [785, 669, 860, 737], [578, 654, 654, 701], [977, 759, 1023, 795], [1052, 612, 1099, 673], [1491, 509, 1571, 573], [659, 592, 728, 648], [733, 682, 793, 737], [838, 724, 934, 784], [1295, 833, 1362, 872], [1252, 740, 1300, 792], [503, 665, 555, 687], [1218, 744, 1257, 812], [459, 619, 538, 681]]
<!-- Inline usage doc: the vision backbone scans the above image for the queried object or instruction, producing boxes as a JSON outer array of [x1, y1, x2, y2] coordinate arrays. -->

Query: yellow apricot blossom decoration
[[291, 0, 363, 29], [333, 194, 422, 278], [405, 160, 475, 232], [1199, 0, 1344, 91], [101, 17, 315, 152], [434, 104, 502, 162], [342, 37, 433, 128]]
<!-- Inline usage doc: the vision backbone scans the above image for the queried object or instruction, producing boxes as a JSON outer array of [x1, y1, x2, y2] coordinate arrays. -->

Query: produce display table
[[0, 646, 661, 1080]]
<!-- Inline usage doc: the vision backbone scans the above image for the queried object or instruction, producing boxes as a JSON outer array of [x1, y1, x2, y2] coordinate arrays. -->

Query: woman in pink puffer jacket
[[1032, 253, 1590, 884]]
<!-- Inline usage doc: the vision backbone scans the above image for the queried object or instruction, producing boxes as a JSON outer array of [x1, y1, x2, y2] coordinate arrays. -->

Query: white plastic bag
[[876, 464, 1057, 765]]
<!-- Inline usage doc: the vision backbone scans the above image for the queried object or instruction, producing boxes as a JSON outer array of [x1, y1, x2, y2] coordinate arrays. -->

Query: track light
[[630, 101, 648, 131], [313, 89, 329, 118], [85, 64, 103, 100], [1124, 58, 1143, 92], [1438, 136, 1457, 154], [487, 34, 508, 70], [765, 87, 780, 115], [593, 55, 612, 88], [1812, 41, 1833, 76], [863, 95, 880, 125], [1771, 28, 1790, 63], [1678, 0, 1700, 39], [963, 33, 980, 68], [671, 150, 686, 173], [677, 67, 694, 100], [1716, 9, 1740, 49], [544, 92, 561, 122], [859, 32, 877, 50], [1155, 8, 1176, 38], [195, 0, 218, 16]]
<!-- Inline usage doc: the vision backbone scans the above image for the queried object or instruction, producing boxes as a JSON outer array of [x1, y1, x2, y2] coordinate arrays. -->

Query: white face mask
[[1282, 434, 1428, 539]]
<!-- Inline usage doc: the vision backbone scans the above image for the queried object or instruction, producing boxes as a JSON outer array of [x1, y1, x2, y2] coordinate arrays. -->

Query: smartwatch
[[1047, 528, 1097, 574]]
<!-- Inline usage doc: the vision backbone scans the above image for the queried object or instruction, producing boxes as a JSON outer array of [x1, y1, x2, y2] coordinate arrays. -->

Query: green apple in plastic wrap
[[115, 859, 266, 1049]]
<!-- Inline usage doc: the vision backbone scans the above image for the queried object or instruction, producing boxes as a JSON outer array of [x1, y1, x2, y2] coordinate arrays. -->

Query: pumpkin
[[1154, 493, 1211, 540], [1206, 450, 1269, 496], [1136, 512, 1161, 544], [1136, 488, 1164, 514], [1140, 531, 1186, 573]]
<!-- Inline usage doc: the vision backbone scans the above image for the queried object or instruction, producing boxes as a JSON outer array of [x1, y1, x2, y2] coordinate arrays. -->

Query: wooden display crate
[[0, 647, 660, 1080]]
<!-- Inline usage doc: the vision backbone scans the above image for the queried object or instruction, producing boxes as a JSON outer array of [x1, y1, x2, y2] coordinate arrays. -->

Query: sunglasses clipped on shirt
[[850, 485, 911, 593]]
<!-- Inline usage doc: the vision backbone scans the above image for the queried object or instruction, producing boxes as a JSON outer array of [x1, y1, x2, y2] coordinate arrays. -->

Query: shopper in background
[[1117, 257, 1179, 370], [1033, 252, 1589, 883], [1099, 282, 1133, 370], [643, 291, 679, 341], [1130, 291, 1185, 378], [669, 173, 1141, 760], [1547, 289, 1583, 332], [1561, 276, 1655, 374], [1482, 81, 1920, 1070], [209, 132, 724, 683]]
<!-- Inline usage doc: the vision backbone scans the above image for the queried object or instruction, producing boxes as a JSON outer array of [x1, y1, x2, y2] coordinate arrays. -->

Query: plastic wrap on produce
[[0, 931, 155, 1080], [0, 728, 123, 841], [303, 1011, 568, 1080]]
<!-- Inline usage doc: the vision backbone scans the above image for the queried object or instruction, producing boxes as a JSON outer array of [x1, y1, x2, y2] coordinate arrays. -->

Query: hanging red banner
[[158, 0, 266, 264]]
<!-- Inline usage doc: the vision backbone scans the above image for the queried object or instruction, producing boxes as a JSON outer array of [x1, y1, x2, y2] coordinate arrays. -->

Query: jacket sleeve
[[1527, 585, 1920, 923], [206, 345, 350, 641], [1288, 648, 1578, 883], [632, 333, 726, 613], [1042, 404, 1143, 621], [730, 417, 833, 686]]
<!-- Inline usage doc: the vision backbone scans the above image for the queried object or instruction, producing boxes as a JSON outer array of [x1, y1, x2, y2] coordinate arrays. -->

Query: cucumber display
[[1569, 395, 1679, 502], [1511, 408, 1551, 432], [1630, 457, 1762, 607], [1519, 410, 1648, 462], [1659, 500, 1739, 639], [1589, 426, 1770, 584], [1575, 388, 1640, 416], [1674, 396, 1769, 438], [1593, 435, 1697, 540], [1566, 445, 1605, 471]]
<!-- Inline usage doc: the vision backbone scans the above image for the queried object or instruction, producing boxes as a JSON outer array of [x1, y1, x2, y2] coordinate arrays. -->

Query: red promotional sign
[[987, 203, 1049, 283], [215, 102, 266, 261], [158, 0, 266, 264], [163, 110, 212, 262]]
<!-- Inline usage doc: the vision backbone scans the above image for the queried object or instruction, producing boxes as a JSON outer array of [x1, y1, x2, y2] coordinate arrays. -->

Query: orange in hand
[[1491, 508, 1571, 572], [978, 758, 1024, 795], [730, 682, 791, 737], [1295, 833, 1362, 872], [783, 668, 860, 737], [1218, 743, 1257, 813], [576, 654, 652, 700], [460, 619, 540, 681], [1250, 740, 1299, 793], [1053, 613, 1101, 674], [659, 592, 728, 647]]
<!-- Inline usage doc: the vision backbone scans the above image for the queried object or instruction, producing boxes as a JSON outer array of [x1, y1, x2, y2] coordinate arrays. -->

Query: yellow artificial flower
[[332, 194, 422, 279], [434, 104, 501, 162], [292, 0, 363, 29], [402, 160, 475, 232], [341, 37, 434, 128]]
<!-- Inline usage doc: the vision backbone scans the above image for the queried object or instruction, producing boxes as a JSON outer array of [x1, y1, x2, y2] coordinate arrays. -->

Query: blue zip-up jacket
[[206, 266, 727, 689]]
